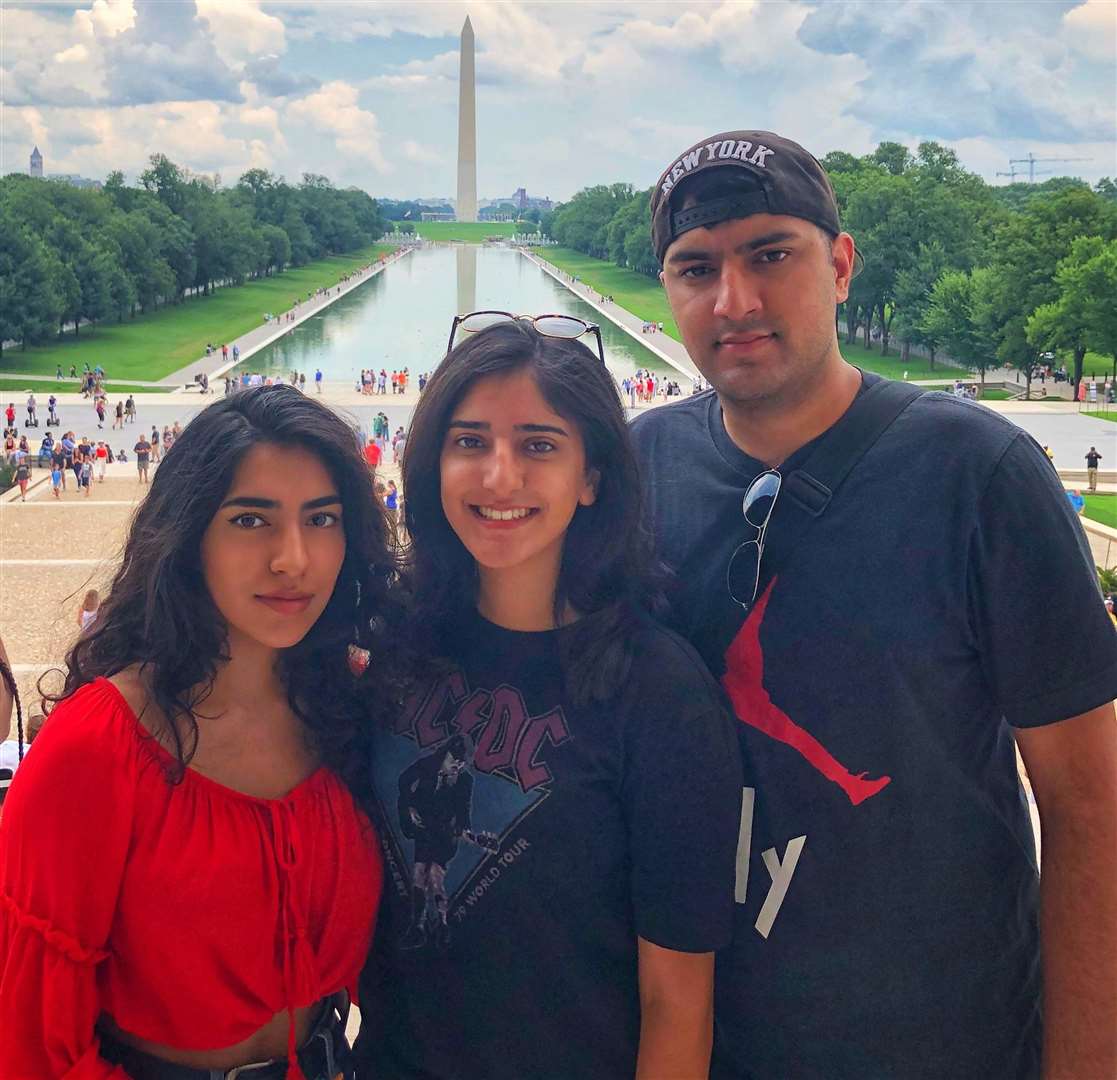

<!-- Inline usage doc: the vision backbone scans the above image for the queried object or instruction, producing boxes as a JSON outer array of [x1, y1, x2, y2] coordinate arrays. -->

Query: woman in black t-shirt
[[357, 320, 741, 1080]]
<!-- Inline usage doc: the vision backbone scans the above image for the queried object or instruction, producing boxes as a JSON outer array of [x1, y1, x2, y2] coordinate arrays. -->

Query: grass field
[[543, 248, 682, 339], [0, 243, 395, 382], [1083, 494, 1117, 529], [543, 247, 971, 381], [410, 222, 526, 242], [0, 379, 173, 394], [1082, 411, 1117, 423]]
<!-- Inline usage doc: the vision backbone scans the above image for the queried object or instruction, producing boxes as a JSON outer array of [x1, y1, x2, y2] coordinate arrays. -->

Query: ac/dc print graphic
[[723, 580, 892, 806], [370, 670, 571, 949]]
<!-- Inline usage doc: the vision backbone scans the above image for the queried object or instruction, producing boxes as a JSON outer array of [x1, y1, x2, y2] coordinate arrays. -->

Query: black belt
[[97, 995, 352, 1080]]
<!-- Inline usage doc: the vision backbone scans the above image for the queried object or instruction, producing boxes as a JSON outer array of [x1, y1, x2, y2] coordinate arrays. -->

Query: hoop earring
[[347, 578, 371, 678]]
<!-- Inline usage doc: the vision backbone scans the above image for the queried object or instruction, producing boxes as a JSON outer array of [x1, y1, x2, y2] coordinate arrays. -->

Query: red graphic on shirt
[[722, 580, 891, 806]]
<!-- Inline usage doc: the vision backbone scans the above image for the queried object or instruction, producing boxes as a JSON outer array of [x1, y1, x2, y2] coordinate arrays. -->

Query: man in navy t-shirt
[[631, 129, 1117, 1079]]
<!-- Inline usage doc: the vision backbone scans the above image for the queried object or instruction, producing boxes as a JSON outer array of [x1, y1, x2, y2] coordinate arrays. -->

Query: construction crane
[[1006, 153, 1092, 183]]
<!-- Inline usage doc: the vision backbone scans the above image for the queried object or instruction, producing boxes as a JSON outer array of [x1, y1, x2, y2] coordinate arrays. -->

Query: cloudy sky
[[2, 0, 1114, 203]]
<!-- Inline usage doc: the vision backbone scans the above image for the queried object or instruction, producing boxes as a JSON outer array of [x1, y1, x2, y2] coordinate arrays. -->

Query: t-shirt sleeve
[[0, 696, 136, 1079], [967, 432, 1117, 728], [621, 634, 743, 953]]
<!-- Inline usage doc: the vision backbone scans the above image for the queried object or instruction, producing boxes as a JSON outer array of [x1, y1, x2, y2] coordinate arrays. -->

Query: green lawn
[[1082, 411, 1117, 423], [0, 243, 395, 382], [543, 248, 682, 339], [0, 379, 173, 394], [839, 342, 969, 380], [1083, 494, 1117, 529], [543, 247, 971, 381], [411, 222, 525, 242]]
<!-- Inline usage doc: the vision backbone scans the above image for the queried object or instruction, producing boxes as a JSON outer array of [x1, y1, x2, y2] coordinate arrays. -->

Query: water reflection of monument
[[456, 244, 477, 315]]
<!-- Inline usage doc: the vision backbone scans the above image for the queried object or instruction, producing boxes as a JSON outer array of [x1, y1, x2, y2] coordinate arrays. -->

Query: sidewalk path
[[519, 249, 699, 381], [158, 248, 415, 390], [0, 373, 167, 388]]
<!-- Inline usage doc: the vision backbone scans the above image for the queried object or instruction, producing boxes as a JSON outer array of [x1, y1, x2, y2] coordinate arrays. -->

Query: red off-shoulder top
[[0, 678, 382, 1079]]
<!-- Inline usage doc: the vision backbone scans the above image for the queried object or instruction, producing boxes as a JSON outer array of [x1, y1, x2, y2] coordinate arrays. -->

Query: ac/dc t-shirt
[[630, 378, 1117, 1080], [356, 609, 742, 1079]]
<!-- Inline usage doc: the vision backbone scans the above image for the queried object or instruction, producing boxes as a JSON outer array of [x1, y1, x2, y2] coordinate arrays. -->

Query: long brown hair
[[43, 385, 412, 796]]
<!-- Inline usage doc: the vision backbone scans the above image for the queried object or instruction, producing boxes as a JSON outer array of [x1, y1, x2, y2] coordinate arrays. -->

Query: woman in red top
[[0, 386, 408, 1079]]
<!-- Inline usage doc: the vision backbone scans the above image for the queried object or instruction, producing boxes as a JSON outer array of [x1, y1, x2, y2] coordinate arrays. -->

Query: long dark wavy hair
[[402, 321, 661, 704], [43, 385, 409, 798]]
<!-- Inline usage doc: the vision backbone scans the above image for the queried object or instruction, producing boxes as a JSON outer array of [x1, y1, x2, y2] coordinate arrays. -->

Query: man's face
[[660, 212, 854, 407]]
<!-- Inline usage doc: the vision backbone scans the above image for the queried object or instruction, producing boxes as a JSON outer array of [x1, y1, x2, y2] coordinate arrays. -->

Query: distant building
[[29, 146, 43, 178], [51, 174, 102, 191]]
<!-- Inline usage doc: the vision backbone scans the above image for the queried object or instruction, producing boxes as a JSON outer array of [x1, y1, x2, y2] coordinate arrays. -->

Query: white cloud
[[196, 0, 287, 67], [285, 81, 390, 172], [2, 1, 1112, 200], [73, 0, 135, 39], [402, 140, 443, 166], [1063, 0, 1117, 62]]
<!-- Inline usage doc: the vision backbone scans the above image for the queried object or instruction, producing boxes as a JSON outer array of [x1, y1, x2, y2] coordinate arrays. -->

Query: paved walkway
[[519, 249, 700, 381], [158, 248, 415, 389]]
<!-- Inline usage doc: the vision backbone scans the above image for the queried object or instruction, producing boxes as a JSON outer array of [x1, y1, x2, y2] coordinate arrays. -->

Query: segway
[[25, 411, 39, 429]]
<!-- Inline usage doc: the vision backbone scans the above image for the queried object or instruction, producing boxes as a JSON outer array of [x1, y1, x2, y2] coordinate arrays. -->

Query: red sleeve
[[0, 689, 135, 1079]]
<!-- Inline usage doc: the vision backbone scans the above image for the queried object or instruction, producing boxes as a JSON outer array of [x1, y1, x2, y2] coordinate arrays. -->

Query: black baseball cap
[[650, 130, 860, 272]]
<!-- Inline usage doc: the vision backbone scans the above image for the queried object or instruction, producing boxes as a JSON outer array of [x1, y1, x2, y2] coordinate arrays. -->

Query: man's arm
[[1015, 701, 1117, 1080]]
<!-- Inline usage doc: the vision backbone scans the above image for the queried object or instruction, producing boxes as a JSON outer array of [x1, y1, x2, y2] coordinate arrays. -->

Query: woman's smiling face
[[439, 368, 597, 579]]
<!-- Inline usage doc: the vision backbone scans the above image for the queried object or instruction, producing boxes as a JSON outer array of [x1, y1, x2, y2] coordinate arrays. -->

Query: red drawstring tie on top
[[269, 799, 319, 1080]]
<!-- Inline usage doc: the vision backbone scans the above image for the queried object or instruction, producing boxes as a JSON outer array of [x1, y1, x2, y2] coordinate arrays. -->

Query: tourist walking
[[356, 319, 740, 1080], [77, 589, 100, 631], [316, 368, 323, 393], [14, 458, 30, 501], [0, 386, 409, 1079], [114, 401, 124, 430], [148, 425, 160, 464], [95, 440, 108, 482], [95, 398, 106, 430], [631, 127, 1117, 1080], [134, 432, 151, 484], [1086, 446, 1103, 492], [125, 395, 136, 424]]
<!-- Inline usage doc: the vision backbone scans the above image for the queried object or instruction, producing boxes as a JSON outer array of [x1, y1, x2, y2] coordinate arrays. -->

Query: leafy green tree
[[550, 184, 633, 259], [605, 190, 656, 274], [892, 240, 948, 365], [984, 187, 1117, 388], [0, 215, 62, 354], [140, 153, 189, 216], [820, 151, 864, 175], [922, 268, 998, 383], [1027, 236, 1117, 384], [867, 141, 914, 176]]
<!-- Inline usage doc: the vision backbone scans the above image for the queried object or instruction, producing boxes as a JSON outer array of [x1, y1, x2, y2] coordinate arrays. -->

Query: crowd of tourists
[[0, 128, 1114, 1080], [357, 368, 430, 395], [620, 369, 687, 407]]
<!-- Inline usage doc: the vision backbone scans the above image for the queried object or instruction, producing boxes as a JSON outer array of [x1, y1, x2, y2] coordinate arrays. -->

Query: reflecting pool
[[237, 245, 688, 388]]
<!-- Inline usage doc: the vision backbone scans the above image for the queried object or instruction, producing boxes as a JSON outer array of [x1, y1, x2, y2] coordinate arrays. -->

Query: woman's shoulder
[[625, 613, 726, 706], [33, 677, 145, 766]]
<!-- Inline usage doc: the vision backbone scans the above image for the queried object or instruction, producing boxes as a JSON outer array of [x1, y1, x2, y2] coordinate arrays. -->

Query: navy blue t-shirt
[[630, 377, 1117, 1079], [356, 609, 742, 1079]]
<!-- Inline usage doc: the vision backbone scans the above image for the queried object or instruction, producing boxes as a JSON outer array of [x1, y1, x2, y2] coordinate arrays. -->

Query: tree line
[[0, 155, 386, 354], [543, 142, 1117, 390]]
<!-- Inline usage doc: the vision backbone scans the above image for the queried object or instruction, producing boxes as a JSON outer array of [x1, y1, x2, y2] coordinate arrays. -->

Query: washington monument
[[456, 16, 477, 223]]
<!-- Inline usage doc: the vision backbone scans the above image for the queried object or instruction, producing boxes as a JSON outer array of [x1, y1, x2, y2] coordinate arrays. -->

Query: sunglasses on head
[[447, 311, 605, 364]]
